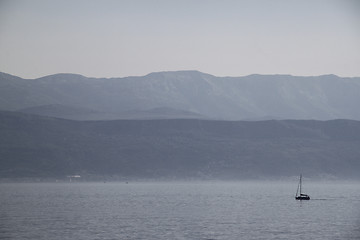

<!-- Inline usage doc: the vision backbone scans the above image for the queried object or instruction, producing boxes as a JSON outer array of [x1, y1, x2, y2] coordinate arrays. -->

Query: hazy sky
[[0, 0, 359, 78]]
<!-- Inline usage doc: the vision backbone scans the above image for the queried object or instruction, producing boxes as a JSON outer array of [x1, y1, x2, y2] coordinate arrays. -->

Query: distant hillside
[[1, 111, 359, 180], [19, 105, 206, 120], [18, 104, 101, 120], [1, 71, 360, 120]]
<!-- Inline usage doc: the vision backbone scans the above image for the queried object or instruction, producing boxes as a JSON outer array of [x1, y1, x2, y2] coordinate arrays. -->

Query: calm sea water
[[0, 181, 359, 240]]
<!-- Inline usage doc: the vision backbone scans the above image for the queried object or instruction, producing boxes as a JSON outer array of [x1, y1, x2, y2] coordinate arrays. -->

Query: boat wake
[[308, 198, 335, 201]]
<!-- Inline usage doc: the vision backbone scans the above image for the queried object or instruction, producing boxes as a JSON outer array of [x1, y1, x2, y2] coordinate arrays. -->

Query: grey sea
[[1, 181, 359, 240]]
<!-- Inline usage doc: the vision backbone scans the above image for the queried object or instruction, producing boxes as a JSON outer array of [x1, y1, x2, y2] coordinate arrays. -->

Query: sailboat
[[295, 174, 310, 200]]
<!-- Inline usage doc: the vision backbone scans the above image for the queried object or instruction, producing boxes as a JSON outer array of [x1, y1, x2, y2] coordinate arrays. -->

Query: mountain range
[[1, 110, 360, 180], [1, 71, 360, 180], [1, 71, 360, 120]]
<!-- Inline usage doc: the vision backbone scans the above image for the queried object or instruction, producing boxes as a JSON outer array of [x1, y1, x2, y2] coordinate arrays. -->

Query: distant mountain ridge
[[18, 105, 205, 120], [1, 110, 360, 180], [1, 71, 360, 120]]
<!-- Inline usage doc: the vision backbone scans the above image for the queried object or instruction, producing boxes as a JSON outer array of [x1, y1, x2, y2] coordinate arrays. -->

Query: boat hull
[[295, 196, 310, 200]]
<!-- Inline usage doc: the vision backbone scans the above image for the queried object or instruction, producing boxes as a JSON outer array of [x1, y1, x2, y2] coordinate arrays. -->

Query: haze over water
[[1, 181, 359, 240]]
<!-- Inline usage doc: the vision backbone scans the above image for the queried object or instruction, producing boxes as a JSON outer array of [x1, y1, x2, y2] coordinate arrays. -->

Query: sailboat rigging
[[295, 174, 310, 200]]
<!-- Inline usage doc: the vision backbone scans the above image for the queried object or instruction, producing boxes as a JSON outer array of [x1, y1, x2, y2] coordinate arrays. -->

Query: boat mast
[[296, 181, 299, 197], [299, 174, 302, 195]]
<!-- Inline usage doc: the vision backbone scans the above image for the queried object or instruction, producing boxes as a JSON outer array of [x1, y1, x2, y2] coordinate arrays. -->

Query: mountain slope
[[1, 111, 359, 179], [0, 71, 360, 120], [18, 105, 206, 120]]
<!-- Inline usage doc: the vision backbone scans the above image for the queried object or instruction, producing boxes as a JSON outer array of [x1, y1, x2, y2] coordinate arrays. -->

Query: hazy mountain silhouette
[[1, 71, 360, 120], [18, 105, 205, 120], [1, 111, 359, 180]]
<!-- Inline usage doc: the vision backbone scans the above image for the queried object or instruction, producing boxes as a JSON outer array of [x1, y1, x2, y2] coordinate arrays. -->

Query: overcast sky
[[0, 0, 359, 78]]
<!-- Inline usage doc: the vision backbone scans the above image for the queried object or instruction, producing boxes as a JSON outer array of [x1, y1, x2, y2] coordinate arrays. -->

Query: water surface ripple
[[0, 182, 359, 240]]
